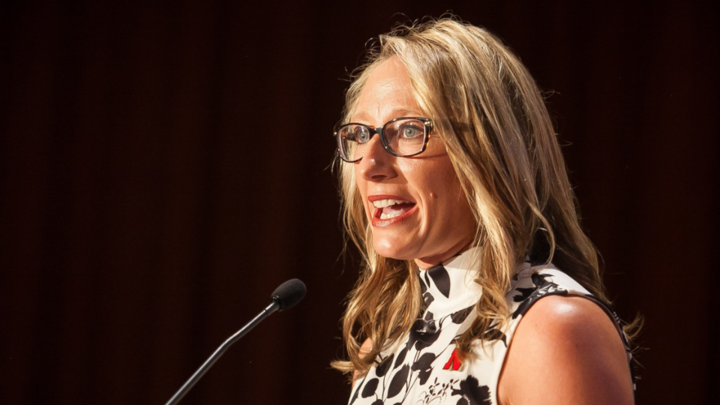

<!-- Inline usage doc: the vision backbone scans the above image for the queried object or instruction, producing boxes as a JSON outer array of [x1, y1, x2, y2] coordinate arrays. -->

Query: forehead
[[352, 57, 423, 124]]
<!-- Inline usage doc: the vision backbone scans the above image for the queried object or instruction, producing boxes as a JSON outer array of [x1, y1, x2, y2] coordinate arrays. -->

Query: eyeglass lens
[[337, 118, 427, 161]]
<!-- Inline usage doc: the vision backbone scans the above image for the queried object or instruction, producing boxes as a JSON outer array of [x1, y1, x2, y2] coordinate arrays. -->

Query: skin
[[498, 296, 635, 405], [350, 57, 635, 404], [352, 57, 476, 269]]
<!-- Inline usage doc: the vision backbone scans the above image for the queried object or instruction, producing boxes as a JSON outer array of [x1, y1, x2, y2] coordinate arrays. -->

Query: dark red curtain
[[1, 1, 717, 404]]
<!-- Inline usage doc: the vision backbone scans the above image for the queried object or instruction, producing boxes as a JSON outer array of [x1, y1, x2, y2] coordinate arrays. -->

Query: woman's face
[[352, 57, 476, 269]]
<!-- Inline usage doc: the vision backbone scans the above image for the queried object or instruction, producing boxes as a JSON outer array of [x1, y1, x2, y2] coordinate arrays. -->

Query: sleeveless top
[[348, 248, 634, 405]]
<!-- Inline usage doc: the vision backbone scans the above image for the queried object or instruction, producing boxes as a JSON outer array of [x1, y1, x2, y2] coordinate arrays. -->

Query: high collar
[[418, 247, 483, 317]]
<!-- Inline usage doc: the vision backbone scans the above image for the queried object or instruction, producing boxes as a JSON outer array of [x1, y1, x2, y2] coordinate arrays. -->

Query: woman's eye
[[358, 127, 371, 142], [400, 125, 422, 139]]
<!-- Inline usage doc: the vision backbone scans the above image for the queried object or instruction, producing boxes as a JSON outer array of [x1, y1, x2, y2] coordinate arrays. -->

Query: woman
[[332, 18, 636, 405]]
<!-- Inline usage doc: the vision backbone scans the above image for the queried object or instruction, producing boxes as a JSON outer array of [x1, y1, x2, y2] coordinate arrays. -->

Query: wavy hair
[[332, 17, 612, 377]]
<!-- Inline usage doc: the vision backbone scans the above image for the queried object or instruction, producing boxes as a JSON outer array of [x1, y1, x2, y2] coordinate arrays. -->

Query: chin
[[373, 237, 417, 262]]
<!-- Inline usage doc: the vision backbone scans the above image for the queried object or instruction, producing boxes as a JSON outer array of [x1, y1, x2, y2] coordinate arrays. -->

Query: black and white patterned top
[[348, 247, 634, 405]]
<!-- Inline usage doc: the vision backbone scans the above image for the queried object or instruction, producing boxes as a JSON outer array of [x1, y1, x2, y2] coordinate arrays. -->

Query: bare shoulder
[[498, 295, 634, 405]]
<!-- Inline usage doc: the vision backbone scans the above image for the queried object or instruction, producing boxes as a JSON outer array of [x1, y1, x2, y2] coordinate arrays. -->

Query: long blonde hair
[[333, 18, 608, 377]]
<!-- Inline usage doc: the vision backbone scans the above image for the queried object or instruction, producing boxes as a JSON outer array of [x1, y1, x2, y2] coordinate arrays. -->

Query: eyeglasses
[[334, 117, 433, 163]]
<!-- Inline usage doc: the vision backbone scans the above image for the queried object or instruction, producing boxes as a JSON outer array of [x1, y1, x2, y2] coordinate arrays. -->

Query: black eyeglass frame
[[334, 117, 434, 163]]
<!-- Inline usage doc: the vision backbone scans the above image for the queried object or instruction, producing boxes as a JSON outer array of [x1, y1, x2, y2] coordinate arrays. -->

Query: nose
[[356, 135, 396, 182]]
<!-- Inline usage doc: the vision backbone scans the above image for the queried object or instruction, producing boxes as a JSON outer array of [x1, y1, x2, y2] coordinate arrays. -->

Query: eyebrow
[[351, 109, 425, 124]]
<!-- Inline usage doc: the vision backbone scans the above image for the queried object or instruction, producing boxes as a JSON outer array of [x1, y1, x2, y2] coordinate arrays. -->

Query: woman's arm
[[498, 295, 634, 405]]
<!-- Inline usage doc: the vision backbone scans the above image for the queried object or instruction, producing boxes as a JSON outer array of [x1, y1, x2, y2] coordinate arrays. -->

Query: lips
[[369, 195, 417, 227]]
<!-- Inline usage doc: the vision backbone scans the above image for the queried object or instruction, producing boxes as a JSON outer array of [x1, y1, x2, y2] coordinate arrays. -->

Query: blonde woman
[[332, 18, 636, 405]]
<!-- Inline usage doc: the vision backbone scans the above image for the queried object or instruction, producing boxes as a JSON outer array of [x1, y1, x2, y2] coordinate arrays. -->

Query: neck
[[414, 239, 475, 270]]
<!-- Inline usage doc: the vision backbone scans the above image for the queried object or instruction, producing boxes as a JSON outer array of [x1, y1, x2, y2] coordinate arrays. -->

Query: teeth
[[380, 211, 403, 220], [372, 199, 408, 208]]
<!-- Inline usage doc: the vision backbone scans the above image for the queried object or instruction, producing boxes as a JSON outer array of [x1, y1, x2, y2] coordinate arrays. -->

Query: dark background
[[1, 1, 718, 404]]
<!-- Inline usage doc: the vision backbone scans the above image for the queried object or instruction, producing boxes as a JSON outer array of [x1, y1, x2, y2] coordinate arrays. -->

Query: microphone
[[166, 279, 307, 405], [270, 278, 307, 310]]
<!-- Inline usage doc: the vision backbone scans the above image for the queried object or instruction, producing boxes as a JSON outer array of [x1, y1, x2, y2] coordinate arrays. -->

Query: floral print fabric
[[348, 248, 633, 405]]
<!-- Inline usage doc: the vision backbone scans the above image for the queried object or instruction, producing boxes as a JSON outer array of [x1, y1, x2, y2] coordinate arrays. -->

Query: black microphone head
[[270, 279, 306, 311]]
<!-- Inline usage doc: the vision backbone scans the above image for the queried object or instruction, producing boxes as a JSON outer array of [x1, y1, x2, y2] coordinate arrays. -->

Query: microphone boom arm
[[165, 301, 280, 405]]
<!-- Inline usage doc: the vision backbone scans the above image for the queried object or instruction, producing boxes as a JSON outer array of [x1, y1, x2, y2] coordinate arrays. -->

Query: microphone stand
[[165, 301, 280, 405]]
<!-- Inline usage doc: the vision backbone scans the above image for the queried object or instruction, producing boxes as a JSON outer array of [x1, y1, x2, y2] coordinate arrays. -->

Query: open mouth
[[372, 198, 416, 220]]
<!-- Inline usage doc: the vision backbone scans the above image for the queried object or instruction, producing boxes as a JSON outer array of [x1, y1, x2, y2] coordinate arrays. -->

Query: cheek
[[424, 163, 471, 225], [435, 180, 467, 219], [420, 160, 463, 199], [353, 168, 369, 214]]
